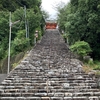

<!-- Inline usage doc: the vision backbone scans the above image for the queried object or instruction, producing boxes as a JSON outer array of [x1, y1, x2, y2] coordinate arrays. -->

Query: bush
[[12, 38, 29, 52], [70, 41, 92, 59], [11, 30, 30, 55]]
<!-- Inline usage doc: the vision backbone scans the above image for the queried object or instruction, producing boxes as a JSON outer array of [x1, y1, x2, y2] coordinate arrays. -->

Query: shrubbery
[[70, 41, 92, 59]]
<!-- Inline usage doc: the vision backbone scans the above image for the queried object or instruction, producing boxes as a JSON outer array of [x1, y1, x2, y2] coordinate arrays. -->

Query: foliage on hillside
[[70, 41, 92, 59], [0, 0, 45, 60], [0, 0, 41, 12], [57, 0, 100, 59]]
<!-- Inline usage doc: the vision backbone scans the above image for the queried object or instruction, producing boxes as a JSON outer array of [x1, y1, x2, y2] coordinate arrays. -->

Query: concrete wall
[[0, 52, 25, 73]]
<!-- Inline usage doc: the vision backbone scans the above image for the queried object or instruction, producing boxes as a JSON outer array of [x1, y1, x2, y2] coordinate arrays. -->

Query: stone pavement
[[0, 29, 100, 100]]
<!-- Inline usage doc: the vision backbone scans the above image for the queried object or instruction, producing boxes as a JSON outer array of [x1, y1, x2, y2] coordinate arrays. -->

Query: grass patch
[[83, 65, 93, 74], [83, 60, 100, 75]]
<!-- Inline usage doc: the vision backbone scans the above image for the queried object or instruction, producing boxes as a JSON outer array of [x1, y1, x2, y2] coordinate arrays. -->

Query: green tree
[[0, 0, 41, 12], [57, 0, 100, 59], [0, 0, 44, 60], [0, 11, 9, 59], [11, 30, 29, 55]]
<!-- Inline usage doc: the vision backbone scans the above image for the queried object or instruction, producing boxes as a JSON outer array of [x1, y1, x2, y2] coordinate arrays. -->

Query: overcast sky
[[41, 0, 70, 19]]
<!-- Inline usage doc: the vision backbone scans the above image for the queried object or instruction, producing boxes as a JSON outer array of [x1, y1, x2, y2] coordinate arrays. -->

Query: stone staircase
[[0, 29, 100, 100]]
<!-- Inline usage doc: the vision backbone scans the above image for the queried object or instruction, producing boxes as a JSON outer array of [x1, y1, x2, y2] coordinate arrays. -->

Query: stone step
[[0, 83, 99, 90], [0, 78, 97, 86], [3, 77, 95, 81], [8, 73, 85, 77], [5, 76, 94, 81], [0, 96, 100, 100], [1, 82, 96, 87], [50, 88, 100, 92], [0, 88, 99, 94], [1, 91, 100, 97]]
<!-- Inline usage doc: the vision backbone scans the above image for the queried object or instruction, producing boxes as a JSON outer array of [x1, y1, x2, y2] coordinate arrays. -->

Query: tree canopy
[[0, 0, 45, 60], [0, 0, 41, 11], [57, 0, 100, 59]]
